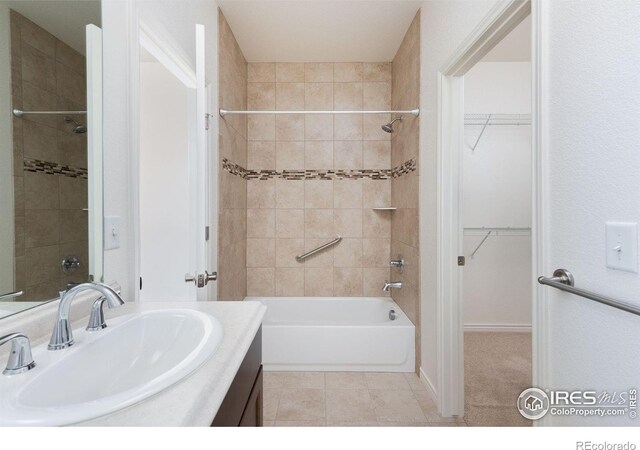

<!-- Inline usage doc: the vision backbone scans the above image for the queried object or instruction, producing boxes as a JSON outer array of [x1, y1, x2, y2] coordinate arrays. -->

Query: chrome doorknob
[[185, 271, 217, 288]]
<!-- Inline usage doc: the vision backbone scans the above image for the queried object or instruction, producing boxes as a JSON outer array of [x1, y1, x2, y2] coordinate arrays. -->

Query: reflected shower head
[[381, 116, 403, 133], [64, 117, 87, 134]]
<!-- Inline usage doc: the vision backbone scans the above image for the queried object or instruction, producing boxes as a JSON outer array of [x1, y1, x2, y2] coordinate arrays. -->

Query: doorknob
[[185, 271, 217, 288]]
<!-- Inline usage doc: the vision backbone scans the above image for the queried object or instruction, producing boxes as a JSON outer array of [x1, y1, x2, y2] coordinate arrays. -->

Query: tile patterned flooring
[[263, 371, 468, 427]]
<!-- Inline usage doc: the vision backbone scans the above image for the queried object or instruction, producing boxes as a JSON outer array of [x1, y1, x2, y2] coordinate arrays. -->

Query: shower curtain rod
[[219, 108, 420, 117], [13, 108, 87, 117]]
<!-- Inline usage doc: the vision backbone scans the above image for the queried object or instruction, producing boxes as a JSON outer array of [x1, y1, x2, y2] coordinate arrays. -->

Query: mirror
[[0, 0, 102, 319]]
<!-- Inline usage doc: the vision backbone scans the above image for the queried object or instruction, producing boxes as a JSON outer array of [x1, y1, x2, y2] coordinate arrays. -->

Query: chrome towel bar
[[13, 108, 86, 117], [296, 237, 342, 262], [538, 269, 640, 317], [219, 109, 420, 117]]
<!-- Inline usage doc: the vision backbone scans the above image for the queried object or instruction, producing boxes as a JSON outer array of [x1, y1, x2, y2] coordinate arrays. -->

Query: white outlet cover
[[104, 216, 121, 250], [605, 222, 638, 273]]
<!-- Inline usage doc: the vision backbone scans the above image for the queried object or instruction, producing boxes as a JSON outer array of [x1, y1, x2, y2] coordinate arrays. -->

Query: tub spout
[[383, 281, 402, 292]]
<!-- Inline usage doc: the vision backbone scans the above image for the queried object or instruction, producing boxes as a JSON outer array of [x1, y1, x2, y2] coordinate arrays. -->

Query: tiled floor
[[263, 371, 468, 427]]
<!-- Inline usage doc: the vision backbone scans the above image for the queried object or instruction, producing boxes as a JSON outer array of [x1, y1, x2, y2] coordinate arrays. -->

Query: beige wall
[[240, 62, 396, 297], [10, 10, 89, 302], [391, 12, 421, 370], [217, 10, 248, 301]]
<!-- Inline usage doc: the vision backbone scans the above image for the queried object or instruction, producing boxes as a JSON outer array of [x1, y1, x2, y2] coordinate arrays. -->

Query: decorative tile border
[[23, 158, 88, 179], [222, 158, 416, 181]]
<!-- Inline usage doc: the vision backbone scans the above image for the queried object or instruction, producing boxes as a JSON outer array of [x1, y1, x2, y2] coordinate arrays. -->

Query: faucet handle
[[86, 297, 108, 331], [0, 333, 36, 375]]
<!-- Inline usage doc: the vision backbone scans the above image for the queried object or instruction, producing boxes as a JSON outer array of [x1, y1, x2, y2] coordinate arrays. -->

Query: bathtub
[[247, 297, 415, 372]]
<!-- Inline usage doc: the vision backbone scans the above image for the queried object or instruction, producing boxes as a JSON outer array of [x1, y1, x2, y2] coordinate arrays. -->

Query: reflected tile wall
[[10, 10, 89, 302]]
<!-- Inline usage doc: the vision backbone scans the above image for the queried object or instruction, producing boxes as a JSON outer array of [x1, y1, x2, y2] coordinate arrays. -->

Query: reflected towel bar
[[13, 109, 86, 117], [538, 269, 640, 316], [296, 237, 342, 262]]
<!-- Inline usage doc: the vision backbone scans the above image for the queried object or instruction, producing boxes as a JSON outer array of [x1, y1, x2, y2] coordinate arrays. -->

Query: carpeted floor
[[464, 332, 532, 426]]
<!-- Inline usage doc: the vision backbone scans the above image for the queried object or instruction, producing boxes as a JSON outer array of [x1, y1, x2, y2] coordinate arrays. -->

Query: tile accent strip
[[23, 158, 88, 179], [222, 158, 416, 181]]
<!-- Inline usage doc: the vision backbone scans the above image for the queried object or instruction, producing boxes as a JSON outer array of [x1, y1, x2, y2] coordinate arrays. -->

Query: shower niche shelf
[[372, 207, 397, 211]]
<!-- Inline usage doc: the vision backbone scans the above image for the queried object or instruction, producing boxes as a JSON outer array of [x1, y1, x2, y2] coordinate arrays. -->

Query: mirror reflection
[[0, 0, 101, 319]]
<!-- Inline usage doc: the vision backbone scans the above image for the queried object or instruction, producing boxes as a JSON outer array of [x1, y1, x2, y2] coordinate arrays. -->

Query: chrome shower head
[[64, 117, 87, 134], [381, 116, 403, 133]]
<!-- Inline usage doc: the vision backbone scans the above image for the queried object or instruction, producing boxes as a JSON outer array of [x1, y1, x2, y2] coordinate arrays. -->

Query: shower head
[[381, 116, 403, 133], [64, 117, 87, 134]]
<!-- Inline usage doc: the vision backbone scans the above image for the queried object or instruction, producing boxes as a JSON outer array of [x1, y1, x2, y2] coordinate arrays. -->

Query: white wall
[[0, 3, 14, 294], [463, 62, 531, 329], [542, 0, 640, 426], [102, 0, 218, 301], [418, 0, 499, 398], [139, 61, 190, 301]]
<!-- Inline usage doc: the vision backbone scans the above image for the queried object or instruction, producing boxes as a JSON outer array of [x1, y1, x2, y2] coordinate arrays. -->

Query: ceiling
[[218, 0, 422, 62], [5, 0, 101, 55], [482, 15, 531, 62]]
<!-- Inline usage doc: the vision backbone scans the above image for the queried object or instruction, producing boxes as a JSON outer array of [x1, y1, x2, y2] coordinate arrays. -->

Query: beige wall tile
[[275, 268, 305, 296], [363, 209, 391, 238], [333, 238, 363, 268], [333, 268, 363, 296], [305, 114, 333, 141], [276, 83, 305, 110], [59, 177, 87, 209], [275, 180, 304, 208], [22, 43, 56, 92], [276, 63, 304, 82], [276, 141, 304, 170], [363, 113, 392, 141], [363, 82, 391, 110], [363, 239, 391, 268], [24, 171, 58, 210], [334, 141, 362, 169], [247, 180, 275, 208], [334, 63, 363, 82], [334, 114, 363, 140], [363, 62, 392, 82], [334, 82, 363, 110], [247, 238, 275, 267], [363, 141, 391, 169], [247, 268, 275, 296], [24, 244, 59, 286], [304, 209, 334, 239], [363, 268, 391, 297], [333, 209, 362, 238], [305, 63, 333, 82], [247, 82, 275, 110], [304, 180, 333, 209], [275, 238, 305, 268], [304, 141, 333, 169], [248, 114, 275, 140], [20, 16, 56, 56], [304, 267, 333, 296], [23, 120, 58, 161], [363, 179, 391, 208], [59, 210, 87, 244], [303, 239, 334, 267], [275, 114, 304, 141], [25, 209, 58, 248], [247, 209, 275, 238], [276, 209, 304, 238], [248, 63, 275, 82], [247, 141, 276, 170], [305, 83, 333, 110], [334, 179, 362, 209], [56, 40, 85, 75]]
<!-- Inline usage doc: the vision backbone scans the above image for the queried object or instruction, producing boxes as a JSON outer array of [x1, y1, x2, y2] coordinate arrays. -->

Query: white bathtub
[[247, 297, 415, 372]]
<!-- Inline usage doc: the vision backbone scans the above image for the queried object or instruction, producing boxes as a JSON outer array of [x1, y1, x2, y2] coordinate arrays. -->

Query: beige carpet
[[464, 332, 532, 426]]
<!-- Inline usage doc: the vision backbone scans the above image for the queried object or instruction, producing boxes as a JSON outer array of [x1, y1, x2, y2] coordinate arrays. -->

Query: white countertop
[[73, 300, 265, 427]]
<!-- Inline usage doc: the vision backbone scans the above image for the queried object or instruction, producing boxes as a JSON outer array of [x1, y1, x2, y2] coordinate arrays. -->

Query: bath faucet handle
[[0, 333, 36, 375], [390, 256, 404, 273], [86, 297, 108, 331]]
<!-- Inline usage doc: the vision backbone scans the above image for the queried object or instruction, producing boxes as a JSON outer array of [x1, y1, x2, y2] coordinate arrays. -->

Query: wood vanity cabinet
[[211, 327, 263, 427]]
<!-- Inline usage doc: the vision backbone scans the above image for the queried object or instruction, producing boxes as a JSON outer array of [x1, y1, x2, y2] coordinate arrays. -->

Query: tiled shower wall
[[390, 11, 421, 369], [240, 62, 396, 297], [10, 11, 89, 302], [217, 10, 248, 301]]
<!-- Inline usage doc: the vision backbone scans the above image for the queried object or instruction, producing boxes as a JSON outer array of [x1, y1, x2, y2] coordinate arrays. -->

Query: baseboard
[[464, 324, 531, 333], [419, 367, 438, 403]]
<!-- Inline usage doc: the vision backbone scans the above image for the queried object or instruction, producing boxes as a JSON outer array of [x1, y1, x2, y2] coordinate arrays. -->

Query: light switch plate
[[104, 216, 121, 250], [605, 222, 638, 273]]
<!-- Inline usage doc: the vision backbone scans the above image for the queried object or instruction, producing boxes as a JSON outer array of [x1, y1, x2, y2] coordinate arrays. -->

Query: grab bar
[[296, 237, 342, 262], [538, 269, 640, 317]]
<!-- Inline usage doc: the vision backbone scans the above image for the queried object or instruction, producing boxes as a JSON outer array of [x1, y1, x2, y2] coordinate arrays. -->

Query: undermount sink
[[0, 308, 223, 426]]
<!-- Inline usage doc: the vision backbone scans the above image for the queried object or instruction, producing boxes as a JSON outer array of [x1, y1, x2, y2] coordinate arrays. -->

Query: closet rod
[[219, 108, 420, 117]]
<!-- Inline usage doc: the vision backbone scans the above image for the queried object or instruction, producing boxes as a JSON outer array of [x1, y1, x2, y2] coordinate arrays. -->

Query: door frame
[[436, 0, 548, 417]]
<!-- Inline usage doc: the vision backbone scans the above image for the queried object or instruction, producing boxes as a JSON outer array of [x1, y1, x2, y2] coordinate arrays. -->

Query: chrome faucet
[[383, 281, 402, 292], [0, 333, 35, 375], [86, 297, 111, 331], [48, 283, 124, 350]]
